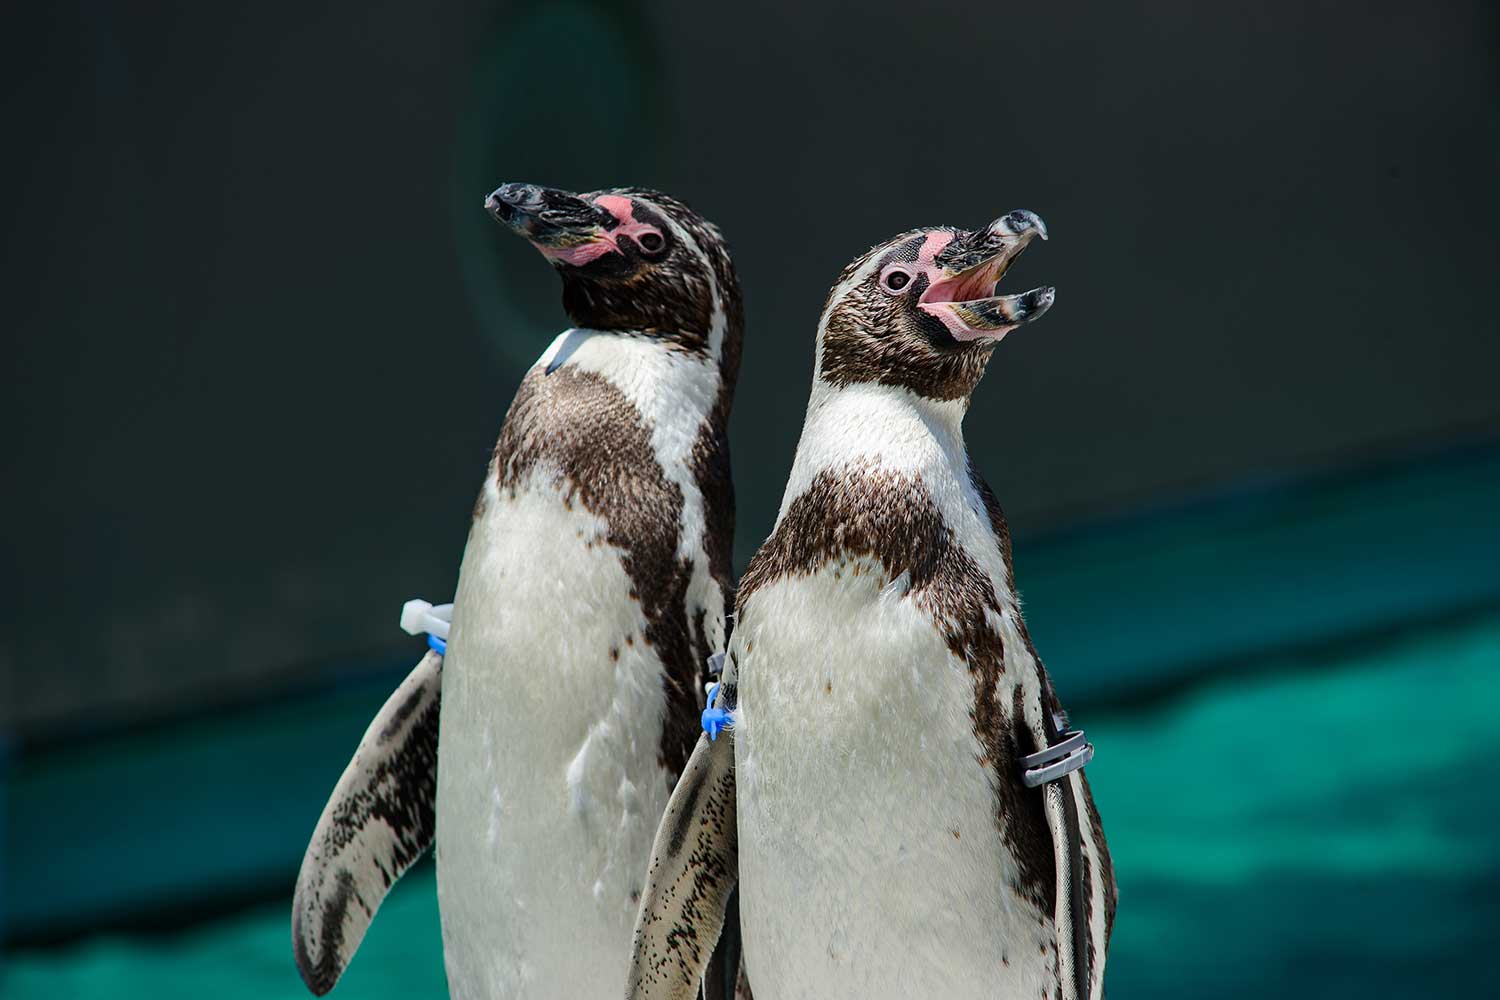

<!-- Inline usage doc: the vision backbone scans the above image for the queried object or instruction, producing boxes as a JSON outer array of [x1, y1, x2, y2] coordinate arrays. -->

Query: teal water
[[5, 611, 1498, 998]]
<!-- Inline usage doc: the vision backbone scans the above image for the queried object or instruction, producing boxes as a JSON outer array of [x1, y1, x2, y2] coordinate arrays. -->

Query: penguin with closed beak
[[293, 184, 745, 999], [628, 211, 1114, 1000]]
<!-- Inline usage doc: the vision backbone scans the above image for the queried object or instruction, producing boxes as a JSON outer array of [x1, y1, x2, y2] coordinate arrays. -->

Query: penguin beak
[[919, 210, 1054, 343], [484, 183, 620, 266]]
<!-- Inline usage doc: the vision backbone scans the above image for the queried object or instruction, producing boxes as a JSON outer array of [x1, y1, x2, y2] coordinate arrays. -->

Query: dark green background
[[5, 0, 1498, 735], [2, 2, 1498, 997]]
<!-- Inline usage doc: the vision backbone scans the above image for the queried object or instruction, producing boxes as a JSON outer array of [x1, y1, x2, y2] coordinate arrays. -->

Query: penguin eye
[[881, 266, 913, 294], [636, 229, 665, 254]]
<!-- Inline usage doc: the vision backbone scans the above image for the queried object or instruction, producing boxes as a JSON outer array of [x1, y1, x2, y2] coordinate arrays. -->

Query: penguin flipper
[[1036, 759, 1115, 1000], [700, 890, 744, 1000], [627, 731, 739, 1000], [291, 649, 442, 995]]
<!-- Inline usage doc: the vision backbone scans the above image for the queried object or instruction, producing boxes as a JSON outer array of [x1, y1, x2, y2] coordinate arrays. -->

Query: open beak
[[484, 183, 619, 266], [919, 210, 1054, 343]]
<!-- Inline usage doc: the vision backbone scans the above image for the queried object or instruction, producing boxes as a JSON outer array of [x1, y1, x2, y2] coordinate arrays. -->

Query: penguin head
[[815, 211, 1053, 402], [485, 183, 742, 365]]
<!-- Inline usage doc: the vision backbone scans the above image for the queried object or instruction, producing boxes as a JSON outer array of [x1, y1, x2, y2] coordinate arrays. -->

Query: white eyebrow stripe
[[651, 199, 730, 360]]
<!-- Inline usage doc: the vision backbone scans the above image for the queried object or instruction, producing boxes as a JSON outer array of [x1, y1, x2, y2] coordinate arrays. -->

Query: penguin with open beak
[[293, 183, 745, 999], [628, 211, 1114, 1000]]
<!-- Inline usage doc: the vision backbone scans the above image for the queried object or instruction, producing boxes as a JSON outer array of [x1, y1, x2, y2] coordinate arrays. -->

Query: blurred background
[[3, 1, 1498, 997]]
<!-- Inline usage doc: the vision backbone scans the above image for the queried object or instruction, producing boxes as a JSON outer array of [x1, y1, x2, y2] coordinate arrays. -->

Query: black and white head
[[816, 211, 1053, 402], [485, 183, 742, 375]]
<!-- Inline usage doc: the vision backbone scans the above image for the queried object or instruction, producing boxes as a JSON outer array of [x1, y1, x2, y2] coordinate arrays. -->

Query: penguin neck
[[537, 325, 725, 451], [540, 327, 722, 389], [708, 298, 743, 417], [777, 378, 972, 522]]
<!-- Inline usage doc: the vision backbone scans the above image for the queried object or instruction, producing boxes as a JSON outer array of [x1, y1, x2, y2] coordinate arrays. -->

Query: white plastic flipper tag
[[400, 598, 453, 640]]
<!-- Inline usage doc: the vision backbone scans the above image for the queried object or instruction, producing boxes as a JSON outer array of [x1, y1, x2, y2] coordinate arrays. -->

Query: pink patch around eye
[[917, 230, 955, 264], [630, 225, 665, 246], [594, 195, 636, 225], [591, 195, 663, 252], [615, 221, 664, 248], [879, 263, 913, 293]]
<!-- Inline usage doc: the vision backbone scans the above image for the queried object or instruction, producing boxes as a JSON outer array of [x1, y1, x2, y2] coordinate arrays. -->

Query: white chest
[[431, 330, 724, 999], [434, 475, 677, 1000], [731, 565, 1054, 1000], [728, 381, 1058, 999]]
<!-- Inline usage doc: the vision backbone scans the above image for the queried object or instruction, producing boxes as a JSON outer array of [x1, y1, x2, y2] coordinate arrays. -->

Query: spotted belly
[[732, 563, 1055, 1000]]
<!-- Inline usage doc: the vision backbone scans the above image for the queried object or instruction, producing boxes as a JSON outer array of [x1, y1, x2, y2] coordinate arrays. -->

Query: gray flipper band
[[1020, 729, 1093, 788], [1027, 710, 1097, 999]]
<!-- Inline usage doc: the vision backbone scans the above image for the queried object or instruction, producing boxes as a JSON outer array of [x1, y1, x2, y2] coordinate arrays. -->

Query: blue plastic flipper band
[[427, 633, 447, 655], [701, 682, 733, 740]]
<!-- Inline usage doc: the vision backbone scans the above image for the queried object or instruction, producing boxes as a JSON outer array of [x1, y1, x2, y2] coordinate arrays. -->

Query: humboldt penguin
[[628, 212, 1114, 1000], [293, 183, 744, 999]]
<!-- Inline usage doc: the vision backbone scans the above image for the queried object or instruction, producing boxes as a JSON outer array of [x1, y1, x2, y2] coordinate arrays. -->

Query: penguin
[[628, 211, 1114, 1000], [293, 183, 745, 1000]]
